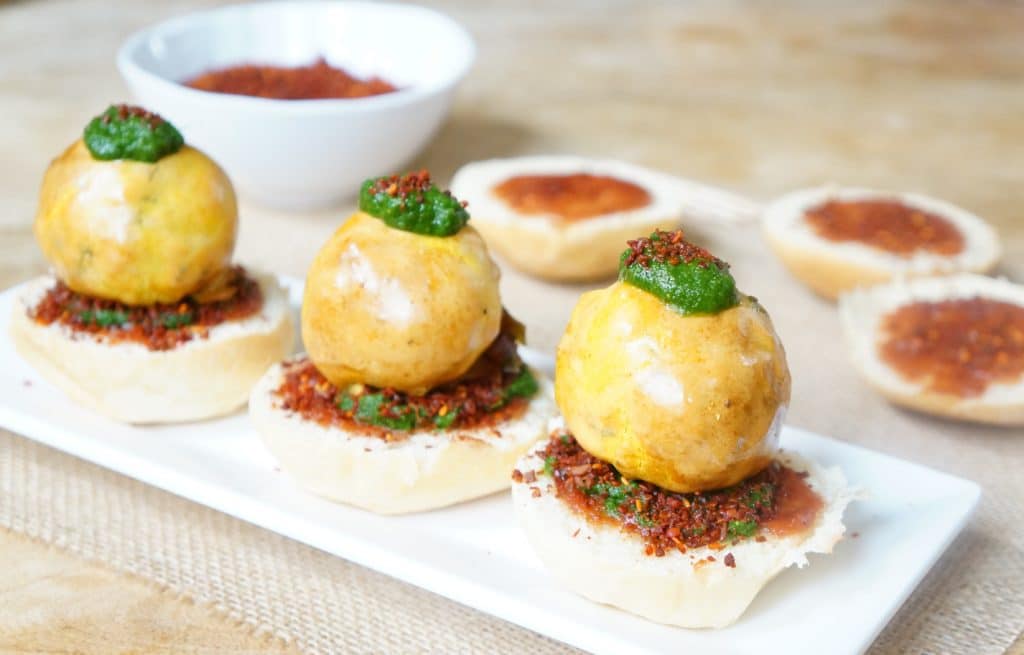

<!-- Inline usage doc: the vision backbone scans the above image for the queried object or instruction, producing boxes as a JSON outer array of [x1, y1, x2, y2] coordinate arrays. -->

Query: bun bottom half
[[762, 231, 894, 301], [250, 361, 557, 514], [10, 273, 294, 424], [839, 273, 1024, 426], [512, 447, 854, 628], [761, 186, 1001, 301], [450, 155, 688, 282]]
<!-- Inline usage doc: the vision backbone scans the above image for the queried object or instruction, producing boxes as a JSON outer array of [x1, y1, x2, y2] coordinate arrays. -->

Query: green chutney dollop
[[359, 171, 469, 237], [619, 229, 739, 315], [83, 104, 185, 163]]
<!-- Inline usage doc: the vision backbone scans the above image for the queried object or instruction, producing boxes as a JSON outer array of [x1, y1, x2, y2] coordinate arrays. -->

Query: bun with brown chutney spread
[[250, 172, 557, 514], [512, 230, 856, 628], [841, 273, 1024, 426], [763, 186, 1001, 300], [450, 156, 686, 281], [10, 105, 294, 423]]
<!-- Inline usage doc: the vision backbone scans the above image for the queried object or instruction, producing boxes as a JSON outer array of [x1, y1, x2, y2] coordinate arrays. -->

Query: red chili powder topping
[[30, 267, 263, 351], [622, 229, 725, 269], [273, 323, 535, 439], [369, 170, 436, 201], [804, 199, 965, 257], [492, 174, 651, 221], [104, 104, 165, 128], [185, 58, 398, 100], [880, 297, 1024, 397], [515, 433, 823, 562]]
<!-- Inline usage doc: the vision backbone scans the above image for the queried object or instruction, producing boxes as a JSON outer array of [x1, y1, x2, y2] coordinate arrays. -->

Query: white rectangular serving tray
[[0, 278, 980, 655]]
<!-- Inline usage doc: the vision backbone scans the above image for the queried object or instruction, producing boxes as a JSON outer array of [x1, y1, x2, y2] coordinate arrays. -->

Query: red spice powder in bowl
[[118, 1, 475, 211], [184, 58, 400, 101]]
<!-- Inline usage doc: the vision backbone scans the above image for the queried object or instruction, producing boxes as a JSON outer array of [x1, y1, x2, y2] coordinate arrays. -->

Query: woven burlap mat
[[0, 413, 1020, 654], [0, 430, 571, 654]]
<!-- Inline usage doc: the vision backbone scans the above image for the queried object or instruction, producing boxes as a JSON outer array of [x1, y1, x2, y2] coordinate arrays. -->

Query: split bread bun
[[10, 272, 294, 424], [250, 361, 557, 514], [839, 273, 1024, 426], [763, 186, 1001, 300], [450, 156, 685, 281], [512, 443, 854, 628]]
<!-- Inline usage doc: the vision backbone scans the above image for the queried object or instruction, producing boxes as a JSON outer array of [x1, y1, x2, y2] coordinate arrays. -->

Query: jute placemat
[[0, 430, 571, 654], [0, 417, 1019, 654]]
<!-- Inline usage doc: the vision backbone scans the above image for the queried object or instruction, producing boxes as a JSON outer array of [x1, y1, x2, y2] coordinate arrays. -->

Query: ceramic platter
[[0, 277, 980, 655]]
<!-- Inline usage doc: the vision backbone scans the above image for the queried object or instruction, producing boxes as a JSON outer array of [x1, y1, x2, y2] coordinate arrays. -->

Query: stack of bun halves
[[13, 104, 294, 423], [511, 229, 855, 628], [249, 170, 559, 513], [763, 185, 1022, 426]]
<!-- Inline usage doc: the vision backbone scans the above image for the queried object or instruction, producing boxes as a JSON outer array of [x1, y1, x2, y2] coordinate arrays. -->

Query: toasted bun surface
[[251, 361, 557, 514], [512, 438, 854, 629], [840, 273, 1024, 426], [450, 156, 685, 281], [10, 272, 294, 424], [763, 186, 1001, 300]]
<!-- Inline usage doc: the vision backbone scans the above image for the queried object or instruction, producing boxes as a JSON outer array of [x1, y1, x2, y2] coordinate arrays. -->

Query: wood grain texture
[[0, 529, 298, 655]]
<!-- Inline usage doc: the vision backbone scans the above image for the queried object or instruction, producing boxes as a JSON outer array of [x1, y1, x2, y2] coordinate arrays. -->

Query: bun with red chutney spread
[[840, 273, 1024, 426], [450, 156, 686, 281], [512, 230, 856, 628], [763, 186, 1000, 300], [10, 105, 293, 423], [250, 172, 557, 514]]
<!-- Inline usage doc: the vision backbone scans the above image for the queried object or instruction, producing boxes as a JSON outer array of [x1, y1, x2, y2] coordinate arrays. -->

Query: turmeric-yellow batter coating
[[34, 140, 237, 305], [302, 211, 502, 395], [556, 281, 790, 492]]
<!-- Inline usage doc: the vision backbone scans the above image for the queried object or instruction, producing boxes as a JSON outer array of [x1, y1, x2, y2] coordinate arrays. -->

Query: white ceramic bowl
[[118, 1, 475, 210]]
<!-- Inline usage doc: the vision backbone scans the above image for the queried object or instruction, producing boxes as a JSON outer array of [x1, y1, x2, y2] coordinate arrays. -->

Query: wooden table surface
[[1, 0, 1022, 652]]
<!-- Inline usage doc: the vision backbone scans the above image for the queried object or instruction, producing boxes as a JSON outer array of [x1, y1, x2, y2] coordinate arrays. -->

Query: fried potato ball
[[555, 281, 790, 492], [302, 211, 502, 395], [34, 140, 237, 305]]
